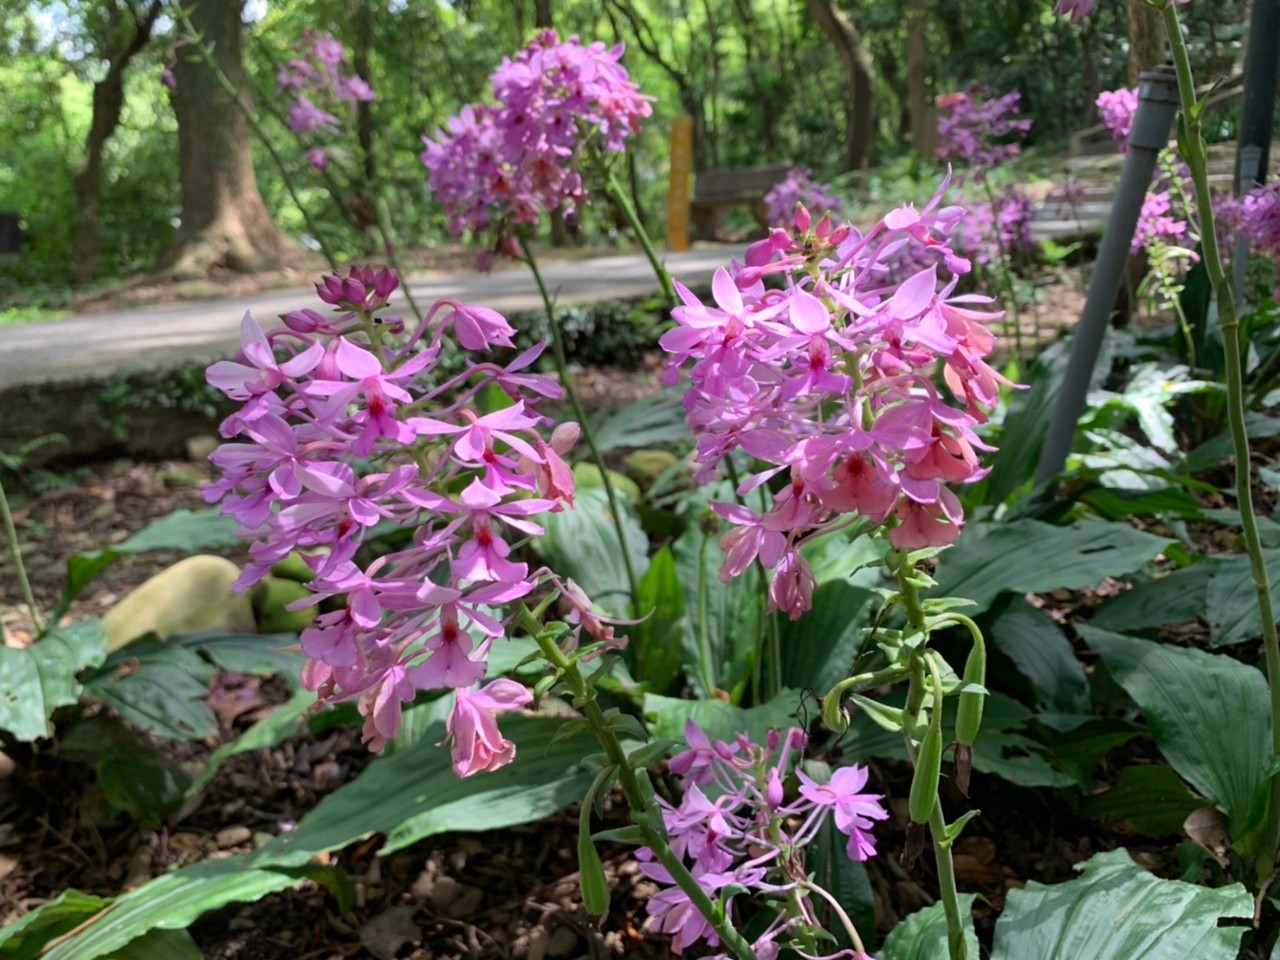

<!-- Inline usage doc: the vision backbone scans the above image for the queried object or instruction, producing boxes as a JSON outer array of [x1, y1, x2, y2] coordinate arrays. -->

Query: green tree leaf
[[990, 849, 1251, 959], [988, 597, 1089, 713]]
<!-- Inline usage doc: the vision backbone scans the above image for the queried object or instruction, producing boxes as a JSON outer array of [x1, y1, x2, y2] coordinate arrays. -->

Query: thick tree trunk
[[1127, 0, 1165, 86], [165, 0, 293, 277], [907, 0, 934, 158], [71, 0, 163, 286], [804, 0, 875, 170]]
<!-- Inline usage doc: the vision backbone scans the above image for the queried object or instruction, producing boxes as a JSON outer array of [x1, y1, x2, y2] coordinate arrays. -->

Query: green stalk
[[979, 176, 1024, 367], [0, 478, 42, 636], [604, 169, 676, 308], [1161, 0, 1280, 871], [519, 239, 640, 614], [898, 561, 968, 960], [522, 608, 756, 960], [373, 195, 425, 324], [178, 13, 339, 272]]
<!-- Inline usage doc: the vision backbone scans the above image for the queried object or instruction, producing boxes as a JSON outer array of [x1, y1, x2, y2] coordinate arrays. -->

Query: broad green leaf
[[1090, 563, 1213, 633], [880, 895, 979, 960], [1037, 716, 1144, 787], [56, 509, 242, 618], [1078, 764, 1209, 836], [533, 487, 649, 617], [1204, 549, 1280, 647], [39, 863, 315, 960], [0, 888, 112, 958], [988, 597, 1089, 713], [41, 717, 593, 960], [1082, 626, 1271, 836], [672, 488, 763, 700], [105, 930, 203, 960], [930, 519, 1173, 615], [630, 545, 688, 694], [1187, 412, 1280, 473], [644, 689, 802, 747], [62, 717, 192, 827], [990, 848, 1252, 959], [81, 640, 217, 741], [590, 390, 689, 452], [174, 631, 304, 683], [259, 715, 596, 859], [801, 527, 885, 587], [0, 618, 107, 742], [778, 580, 875, 693]]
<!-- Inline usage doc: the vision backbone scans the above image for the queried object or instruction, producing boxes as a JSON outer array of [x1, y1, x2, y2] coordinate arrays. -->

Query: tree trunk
[[165, 0, 293, 277], [1127, 0, 1164, 87], [804, 0, 875, 170], [907, 0, 934, 158], [71, 0, 163, 286]]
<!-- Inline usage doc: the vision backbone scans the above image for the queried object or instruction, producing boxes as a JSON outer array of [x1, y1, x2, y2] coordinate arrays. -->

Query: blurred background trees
[[0, 0, 1252, 298]]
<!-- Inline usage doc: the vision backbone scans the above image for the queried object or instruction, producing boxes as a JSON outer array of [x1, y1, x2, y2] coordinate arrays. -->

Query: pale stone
[[102, 555, 255, 651]]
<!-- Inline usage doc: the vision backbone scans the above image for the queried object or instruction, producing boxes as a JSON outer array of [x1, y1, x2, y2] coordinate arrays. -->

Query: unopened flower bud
[[765, 768, 784, 810], [281, 308, 328, 333], [549, 421, 580, 455], [793, 203, 812, 233]]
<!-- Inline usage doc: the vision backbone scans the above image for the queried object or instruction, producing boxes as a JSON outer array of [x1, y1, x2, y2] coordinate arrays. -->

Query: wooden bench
[[691, 162, 793, 239]]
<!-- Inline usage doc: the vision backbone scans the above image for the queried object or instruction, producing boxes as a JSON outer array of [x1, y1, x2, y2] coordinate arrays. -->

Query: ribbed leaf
[[990, 849, 1251, 959], [1081, 626, 1271, 836], [0, 619, 107, 742], [880, 895, 979, 960]]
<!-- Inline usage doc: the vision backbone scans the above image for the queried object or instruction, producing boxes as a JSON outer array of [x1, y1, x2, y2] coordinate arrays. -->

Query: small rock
[[429, 877, 484, 918], [0, 751, 15, 779], [216, 825, 252, 849], [359, 904, 421, 960], [101, 555, 255, 651]]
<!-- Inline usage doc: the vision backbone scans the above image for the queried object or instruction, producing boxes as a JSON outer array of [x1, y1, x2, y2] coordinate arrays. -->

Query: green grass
[[0, 304, 69, 325]]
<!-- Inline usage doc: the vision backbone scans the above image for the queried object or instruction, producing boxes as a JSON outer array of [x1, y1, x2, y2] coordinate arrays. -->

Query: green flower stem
[[519, 239, 640, 615], [604, 169, 676, 309], [1161, 0, 1280, 871], [178, 12, 339, 273], [373, 195, 425, 324], [897, 561, 968, 960], [520, 606, 757, 960], [0, 478, 42, 635]]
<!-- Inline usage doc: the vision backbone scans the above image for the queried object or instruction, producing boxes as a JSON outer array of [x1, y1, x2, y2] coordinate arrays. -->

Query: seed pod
[[908, 708, 943, 824], [954, 640, 988, 749]]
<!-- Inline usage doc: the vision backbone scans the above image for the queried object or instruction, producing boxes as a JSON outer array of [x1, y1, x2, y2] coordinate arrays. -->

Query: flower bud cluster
[[277, 30, 376, 170], [640, 721, 886, 957], [204, 266, 594, 772], [660, 177, 1009, 619], [935, 86, 1032, 176], [421, 30, 652, 248]]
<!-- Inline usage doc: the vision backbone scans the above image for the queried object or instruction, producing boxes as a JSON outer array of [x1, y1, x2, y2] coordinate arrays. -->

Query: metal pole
[[1233, 0, 1280, 299], [1035, 66, 1180, 488]]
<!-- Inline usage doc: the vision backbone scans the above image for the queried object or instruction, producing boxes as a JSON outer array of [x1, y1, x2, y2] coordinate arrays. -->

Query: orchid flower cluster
[[1093, 87, 1196, 259], [277, 30, 376, 170], [203, 265, 612, 771], [935, 87, 1032, 178], [660, 179, 1008, 620], [1055, 0, 1187, 22], [421, 30, 652, 252], [1219, 182, 1280, 298], [640, 721, 885, 958], [764, 168, 843, 230], [953, 186, 1035, 269]]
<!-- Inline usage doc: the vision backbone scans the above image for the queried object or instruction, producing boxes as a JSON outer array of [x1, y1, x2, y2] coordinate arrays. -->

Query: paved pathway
[[0, 246, 745, 388], [0, 198, 1109, 390]]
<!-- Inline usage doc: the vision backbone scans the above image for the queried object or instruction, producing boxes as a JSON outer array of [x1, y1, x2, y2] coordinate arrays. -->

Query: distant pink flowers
[[1056, 0, 1187, 22], [1220, 182, 1280, 292], [1096, 87, 1139, 146], [421, 30, 652, 246], [640, 722, 886, 956], [936, 87, 1032, 176], [764, 168, 842, 229], [661, 177, 1008, 620], [278, 30, 375, 171], [205, 266, 598, 773]]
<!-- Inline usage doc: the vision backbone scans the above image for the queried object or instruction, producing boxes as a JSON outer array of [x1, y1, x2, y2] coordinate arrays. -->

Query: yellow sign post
[[667, 115, 694, 252]]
